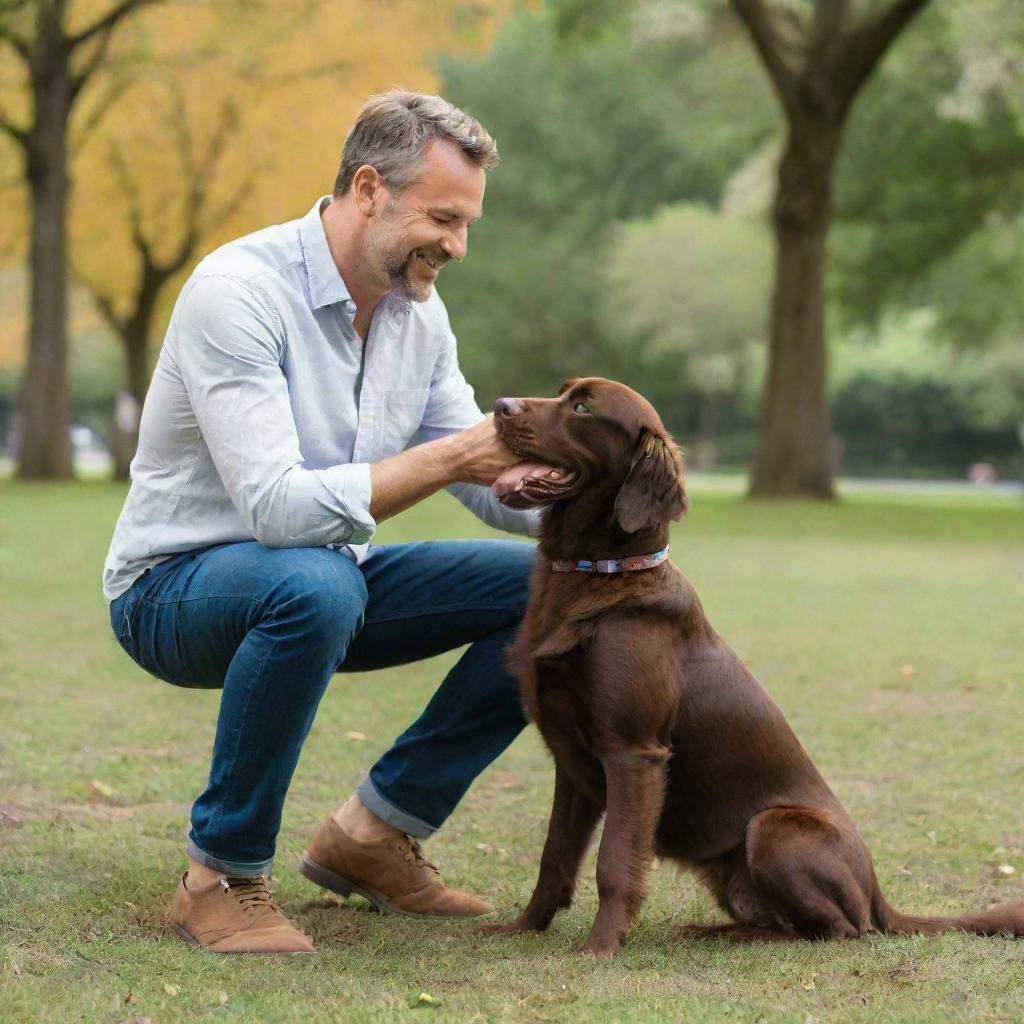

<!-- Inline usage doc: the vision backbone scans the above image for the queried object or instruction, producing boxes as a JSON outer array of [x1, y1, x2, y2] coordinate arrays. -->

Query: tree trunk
[[112, 317, 151, 479], [17, 12, 73, 480], [749, 121, 840, 498]]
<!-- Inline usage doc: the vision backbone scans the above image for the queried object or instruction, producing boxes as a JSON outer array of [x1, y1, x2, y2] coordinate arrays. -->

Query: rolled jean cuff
[[356, 776, 436, 839], [186, 831, 273, 878]]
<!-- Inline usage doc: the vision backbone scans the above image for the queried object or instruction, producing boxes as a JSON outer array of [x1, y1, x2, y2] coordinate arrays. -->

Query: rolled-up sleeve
[[173, 275, 376, 548], [416, 323, 540, 538]]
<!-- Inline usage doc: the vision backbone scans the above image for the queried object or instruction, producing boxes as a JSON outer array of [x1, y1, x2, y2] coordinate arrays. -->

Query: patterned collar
[[551, 546, 670, 575]]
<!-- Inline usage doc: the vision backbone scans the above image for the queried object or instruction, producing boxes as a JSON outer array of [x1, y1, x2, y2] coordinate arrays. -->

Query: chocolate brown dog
[[486, 377, 1023, 958]]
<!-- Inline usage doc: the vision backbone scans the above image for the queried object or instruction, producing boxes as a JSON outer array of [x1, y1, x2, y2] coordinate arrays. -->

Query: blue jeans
[[109, 539, 533, 877]]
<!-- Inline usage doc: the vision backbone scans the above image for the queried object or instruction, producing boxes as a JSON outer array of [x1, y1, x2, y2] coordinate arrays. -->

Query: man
[[104, 91, 554, 954]]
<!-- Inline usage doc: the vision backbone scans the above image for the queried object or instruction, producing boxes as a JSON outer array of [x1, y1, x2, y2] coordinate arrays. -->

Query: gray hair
[[333, 89, 498, 197]]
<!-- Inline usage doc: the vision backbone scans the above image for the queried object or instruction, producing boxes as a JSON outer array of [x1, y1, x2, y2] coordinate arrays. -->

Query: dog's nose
[[494, 397, 525, 419]]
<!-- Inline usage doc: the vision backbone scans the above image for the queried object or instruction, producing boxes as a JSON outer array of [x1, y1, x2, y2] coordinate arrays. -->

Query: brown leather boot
[[167, 873, 316, 954], [298, 816, 493, 918]]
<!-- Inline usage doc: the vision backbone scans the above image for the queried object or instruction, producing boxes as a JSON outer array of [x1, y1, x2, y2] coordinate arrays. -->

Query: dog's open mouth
[[492, 461, 576, 509]]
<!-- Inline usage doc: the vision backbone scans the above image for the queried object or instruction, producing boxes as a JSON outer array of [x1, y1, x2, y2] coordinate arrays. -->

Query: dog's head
[[493, 377, 687, 535]]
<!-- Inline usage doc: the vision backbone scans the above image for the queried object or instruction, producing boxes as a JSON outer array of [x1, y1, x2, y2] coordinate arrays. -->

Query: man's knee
[[262, 548, 368, 649], [494, 541, 536, 614]]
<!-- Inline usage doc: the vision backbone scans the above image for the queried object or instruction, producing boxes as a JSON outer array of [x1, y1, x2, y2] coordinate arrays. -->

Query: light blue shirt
[[103, 197, 538, 601]]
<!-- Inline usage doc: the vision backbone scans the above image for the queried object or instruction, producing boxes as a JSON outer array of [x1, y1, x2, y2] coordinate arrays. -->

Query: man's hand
[[446, 415, 521, 486], [369, 416, 522, 523]]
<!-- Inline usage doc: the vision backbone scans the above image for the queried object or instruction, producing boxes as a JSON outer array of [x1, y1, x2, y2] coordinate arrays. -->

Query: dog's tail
[[872, 885, 1024, 937]]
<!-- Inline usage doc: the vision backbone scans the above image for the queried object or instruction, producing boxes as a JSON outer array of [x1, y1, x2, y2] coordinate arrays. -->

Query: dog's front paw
[[580, 926, 622, 959]]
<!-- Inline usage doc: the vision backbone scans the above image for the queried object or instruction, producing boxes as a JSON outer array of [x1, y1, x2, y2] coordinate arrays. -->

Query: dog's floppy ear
[[614, 430, 687, 533]]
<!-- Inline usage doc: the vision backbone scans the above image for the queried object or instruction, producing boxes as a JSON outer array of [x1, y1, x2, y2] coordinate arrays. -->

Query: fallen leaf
[[164, 983, 179, 997], [899, 664, 917, 677], [90, 779, 115, 799], [219, 991, 229, 1005], [995, 864, 1016, 878], [12, 963, 22, 979], [0, 806, 25, 829], [802, 974, 817, 991], [125, 992, 136, 1005], [492, 770, 522, 790], [475, 842, 495, 855], [345, 731, 367, 742]]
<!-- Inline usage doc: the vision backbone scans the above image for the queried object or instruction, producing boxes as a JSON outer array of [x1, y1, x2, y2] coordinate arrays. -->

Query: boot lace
[[221, 875, 280, 915], [400, 836, 439, 877]]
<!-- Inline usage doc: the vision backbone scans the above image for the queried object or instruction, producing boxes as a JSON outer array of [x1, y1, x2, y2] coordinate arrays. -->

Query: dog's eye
[[573, 401, 590, 414]]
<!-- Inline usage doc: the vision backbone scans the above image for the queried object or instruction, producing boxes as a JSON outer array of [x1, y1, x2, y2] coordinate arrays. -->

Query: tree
[[2, 0, 510, 477], [831, 1, 1024, 341], [0, 0, 162, 479], [729, 0, 931, 497], [83, 88, 249, 477], [438, 3, 774, 406], [601, 203, 771, 468]]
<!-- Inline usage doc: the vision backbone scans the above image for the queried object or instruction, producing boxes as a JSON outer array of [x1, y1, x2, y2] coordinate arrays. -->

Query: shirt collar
[[299, 196, 355, 311]]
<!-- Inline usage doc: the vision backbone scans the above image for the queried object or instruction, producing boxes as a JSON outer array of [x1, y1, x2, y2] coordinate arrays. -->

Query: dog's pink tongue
[[492, 461, 561, 509]]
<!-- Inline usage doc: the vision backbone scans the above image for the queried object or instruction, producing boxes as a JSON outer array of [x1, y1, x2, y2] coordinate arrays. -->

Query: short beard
[[383, 247, 431, 303], [372, 196, 443, 304]]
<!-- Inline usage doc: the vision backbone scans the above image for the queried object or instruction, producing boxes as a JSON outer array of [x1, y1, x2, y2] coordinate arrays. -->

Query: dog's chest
[[527, 647, 608, 758]]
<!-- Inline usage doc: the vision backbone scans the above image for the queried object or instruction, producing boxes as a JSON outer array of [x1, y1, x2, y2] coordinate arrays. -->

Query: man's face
[[366, 138, 485, 302]]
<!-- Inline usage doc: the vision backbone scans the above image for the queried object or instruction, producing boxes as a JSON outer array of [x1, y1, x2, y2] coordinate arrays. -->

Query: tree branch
[[91, 287, 126, 335], [0, 109, 29, 149], [835, 0, 932, 103], [730, 0, 802, 114], [0, 0, 34, 55], [107, 141, 151, 261], [806, 0, 850, 74], [4, 34, 30, 62], [69, 76, 134, 154], [67, 0, 159, 50], [68, 0, 165, 99], [237, 57, 352, 87], [170, 90, 241, 265]]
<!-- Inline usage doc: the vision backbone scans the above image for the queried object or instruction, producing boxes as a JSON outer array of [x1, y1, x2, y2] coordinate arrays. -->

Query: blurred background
[[1, 0, 1022, 494]]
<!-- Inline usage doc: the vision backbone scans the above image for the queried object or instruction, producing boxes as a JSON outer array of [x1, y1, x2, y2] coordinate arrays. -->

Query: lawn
[[1, 481, 1022, 1023]]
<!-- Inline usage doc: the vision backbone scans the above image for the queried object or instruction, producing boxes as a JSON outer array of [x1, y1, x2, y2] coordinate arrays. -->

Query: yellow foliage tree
[[1, 0, 511, 476]]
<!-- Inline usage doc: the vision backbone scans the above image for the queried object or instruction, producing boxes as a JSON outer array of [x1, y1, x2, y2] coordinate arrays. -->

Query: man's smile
[[417, 250, 446, 272]]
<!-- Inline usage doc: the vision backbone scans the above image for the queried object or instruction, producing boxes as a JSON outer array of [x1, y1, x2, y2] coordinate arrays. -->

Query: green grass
[[1, 481, 1022, 1023]]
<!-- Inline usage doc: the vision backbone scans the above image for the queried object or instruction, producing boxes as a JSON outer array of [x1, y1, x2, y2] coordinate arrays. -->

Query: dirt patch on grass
[[831, 776, 881, 798], [53, 799, 182, 824], [0, 803, 34, 828], [866, 688, 976, 716]]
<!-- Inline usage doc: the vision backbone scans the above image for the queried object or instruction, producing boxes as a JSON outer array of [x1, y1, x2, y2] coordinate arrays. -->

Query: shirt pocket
[[381, 388, 429, 452]]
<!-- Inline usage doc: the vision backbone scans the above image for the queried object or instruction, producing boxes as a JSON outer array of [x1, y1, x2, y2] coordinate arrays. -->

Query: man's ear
[[352, 164, 386, 216], [613, 430, 687, 534]]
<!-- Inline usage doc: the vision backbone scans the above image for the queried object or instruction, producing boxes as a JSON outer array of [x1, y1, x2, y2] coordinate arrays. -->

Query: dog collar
[[551, 546, 670, 575]]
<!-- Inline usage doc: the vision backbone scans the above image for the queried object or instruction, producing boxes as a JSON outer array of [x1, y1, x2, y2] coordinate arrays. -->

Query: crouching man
[[104, 91, 548, 953]]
